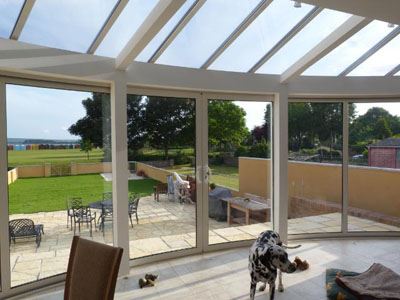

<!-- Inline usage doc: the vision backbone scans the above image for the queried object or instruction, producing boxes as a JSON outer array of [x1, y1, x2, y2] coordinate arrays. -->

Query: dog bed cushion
[[326, 268, 360, 300], [336, 263, 400, 299]]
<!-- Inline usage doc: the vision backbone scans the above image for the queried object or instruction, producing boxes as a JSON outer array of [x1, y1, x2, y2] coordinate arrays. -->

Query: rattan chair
[[64, 236, 123, 300]]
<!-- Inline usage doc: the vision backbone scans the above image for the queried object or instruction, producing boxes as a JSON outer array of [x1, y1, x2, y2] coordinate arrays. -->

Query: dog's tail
[[282, 244, 301, 249]]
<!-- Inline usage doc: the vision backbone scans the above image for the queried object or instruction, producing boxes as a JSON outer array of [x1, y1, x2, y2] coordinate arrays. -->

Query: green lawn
[[167, 164, 239, 190], [8, 174, 158, 214], [8, 149, 104, 167]]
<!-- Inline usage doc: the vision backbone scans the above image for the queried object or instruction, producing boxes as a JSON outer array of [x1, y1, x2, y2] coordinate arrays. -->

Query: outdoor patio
[[9, 194, 399, 287]]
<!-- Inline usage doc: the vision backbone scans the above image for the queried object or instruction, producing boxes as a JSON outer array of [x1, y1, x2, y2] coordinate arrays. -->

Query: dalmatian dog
[[248, 230, 297, 300]]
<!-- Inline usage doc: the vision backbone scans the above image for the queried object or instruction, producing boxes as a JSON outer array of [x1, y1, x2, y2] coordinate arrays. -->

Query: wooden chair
[[64, 236, 123, 300]]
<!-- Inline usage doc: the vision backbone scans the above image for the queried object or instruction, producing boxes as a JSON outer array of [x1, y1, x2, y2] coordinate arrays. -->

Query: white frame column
[[0, 81, 11, 292], [111, 73, 130, 276], [273, 90, 289, 243]]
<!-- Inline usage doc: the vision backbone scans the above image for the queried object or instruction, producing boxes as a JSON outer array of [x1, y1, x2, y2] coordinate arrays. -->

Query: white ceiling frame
[[87, 0, 129, 54], [281, 15, 371, 83], [115, 0, 185, 71], [200, 0, 273, 69], [300, 0, 400, 25], [339, 26, 400, 76], [1, 39, 400, 97], [248, 6, 323, 73], [9, 0, 36, 40], [386, 64, 400, 77], [148, 0, 206, 63]]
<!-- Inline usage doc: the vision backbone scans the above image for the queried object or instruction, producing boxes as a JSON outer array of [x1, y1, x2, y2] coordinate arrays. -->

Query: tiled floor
[[16, 238, 400, 300], [8, 195, 399, 287]]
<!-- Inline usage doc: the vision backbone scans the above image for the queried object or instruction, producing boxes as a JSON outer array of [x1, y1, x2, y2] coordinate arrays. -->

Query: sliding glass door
[[206, 98, 273, 245]]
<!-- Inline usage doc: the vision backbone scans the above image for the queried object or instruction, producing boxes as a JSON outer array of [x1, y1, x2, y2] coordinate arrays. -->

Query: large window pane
[[288, 102, 343, 234], [20, 0, 119, 52], [210, 0, 315, 72], [348, 102, 400, 231], [95, 0, 158, 57], [156, 0, 261, 68], [256, 9, 350, 74], [127, 95, 196, 259], [7, 85, 112, 287], [303, 20, 394, 76], [208, 100, 272, 245], [0, 0, 24, 38], [348, 31, 400, 76]]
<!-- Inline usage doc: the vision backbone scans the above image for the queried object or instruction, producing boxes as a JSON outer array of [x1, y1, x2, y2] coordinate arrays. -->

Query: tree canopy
[[208, 100, 248, 150]]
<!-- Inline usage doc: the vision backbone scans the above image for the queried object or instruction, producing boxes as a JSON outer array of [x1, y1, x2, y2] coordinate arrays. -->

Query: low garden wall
[[7, 162, 112, 184], [238, 157, 400, 224], [136, 162, 173, 183]]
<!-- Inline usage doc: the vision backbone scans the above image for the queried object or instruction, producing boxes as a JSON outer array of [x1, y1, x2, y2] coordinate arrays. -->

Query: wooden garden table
[[221, 196, 271, 225]]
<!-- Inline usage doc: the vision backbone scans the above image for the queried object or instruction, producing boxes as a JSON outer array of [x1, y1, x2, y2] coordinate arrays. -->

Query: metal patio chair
[[128, 193, 140, 227], [72, 206, 96, 237]]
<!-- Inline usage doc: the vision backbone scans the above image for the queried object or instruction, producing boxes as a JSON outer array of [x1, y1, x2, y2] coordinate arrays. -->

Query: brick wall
[[369, 147, 396, 168]]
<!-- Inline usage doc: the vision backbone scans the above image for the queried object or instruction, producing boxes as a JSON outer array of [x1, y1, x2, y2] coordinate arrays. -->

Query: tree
[[208, 101, 248, 150], [68, 93, 111, 161], [288, 103, 313, 151], [144, 96, 195, 159], [350, 107, 400, 144], [80, 139, 93, 160], [374, 117, 392, 139], [127, 95, 147, 158]]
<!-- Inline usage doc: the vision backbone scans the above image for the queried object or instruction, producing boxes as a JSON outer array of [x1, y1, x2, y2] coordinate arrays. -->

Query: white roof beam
[[116, 0, 185, 70], [386, 64, 400, 77], [281, 15, 371, 83], [340, 26, 400, 76], [201, 0, 273, 69], [248, 6, 322, 73], [148, 0, 206, 63], [87, 0, 129, 54], [300, 0, 400, 25], [10, 0, 36, 40]]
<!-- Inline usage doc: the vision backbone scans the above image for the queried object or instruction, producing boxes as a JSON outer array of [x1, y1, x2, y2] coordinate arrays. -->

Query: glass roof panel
[[96, 0, 158, 58], [256, 9, 351, 74], [303, 21, 394, 76], [19, 0, 119, 53], [0, 0, 24, 38], [136, 0, 197, 62], [348, 30, 400, 76], [156, 0, 261, 68], [209, 0, 314, 73]]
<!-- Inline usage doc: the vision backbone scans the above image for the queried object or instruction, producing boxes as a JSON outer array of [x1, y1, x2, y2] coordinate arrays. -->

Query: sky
[[2, 0, 400, 138]]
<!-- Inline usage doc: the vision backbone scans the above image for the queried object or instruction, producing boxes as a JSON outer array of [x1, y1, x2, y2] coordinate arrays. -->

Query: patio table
[[89, 200, 112, 210], [221, 197, 271, 225]]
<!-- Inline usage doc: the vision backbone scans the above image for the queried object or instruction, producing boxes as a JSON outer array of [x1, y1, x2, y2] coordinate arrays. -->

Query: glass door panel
[[6, 85, 112, 287], [348, 102, 400, 232], [127, 94, 197, 259], [288, 102, 343, 234], [207, 99, 273, 245]]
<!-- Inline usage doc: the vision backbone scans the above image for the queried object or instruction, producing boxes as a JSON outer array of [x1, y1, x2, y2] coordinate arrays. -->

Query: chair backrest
[[9, 218, 34, 234], [103, 192, 113, 201], [128, 195, 140, 210], [72, 206, 91, 218], [64, 236, 123, 300], [67, 197, 83, 209], [167, 175, 174, 194]]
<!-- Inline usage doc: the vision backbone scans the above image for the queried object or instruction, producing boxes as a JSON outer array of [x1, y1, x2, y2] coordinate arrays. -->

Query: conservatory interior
[[1, 0, 400, 299]]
